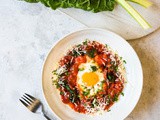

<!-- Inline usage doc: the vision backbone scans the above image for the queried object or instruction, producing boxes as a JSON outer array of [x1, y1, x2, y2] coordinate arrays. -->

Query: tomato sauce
[[53, 40, 125, 114]]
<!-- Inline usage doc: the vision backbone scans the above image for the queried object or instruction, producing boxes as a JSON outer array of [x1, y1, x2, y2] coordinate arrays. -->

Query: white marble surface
[[0, 0, 160, 120]]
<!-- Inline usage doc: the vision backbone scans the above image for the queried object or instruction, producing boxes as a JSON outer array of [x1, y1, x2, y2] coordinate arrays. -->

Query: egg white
[[77, 59, 104, 96]]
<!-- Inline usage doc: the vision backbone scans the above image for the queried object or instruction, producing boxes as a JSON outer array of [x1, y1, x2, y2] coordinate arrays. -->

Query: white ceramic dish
[[42, 28, 143, 120]]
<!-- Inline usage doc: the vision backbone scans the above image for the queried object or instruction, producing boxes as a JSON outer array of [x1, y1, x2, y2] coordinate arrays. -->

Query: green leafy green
[[78, 68, 85, 71], [71, 49, 80, 57], [83, 40, 88, 45], [23, 0, 152, 29], [52, 80, 60, 88], [107, 72, 116, 82], [90, 65, 98, 72], [121, 92, 124, 96], [23, 0, 116, 12], [60, 91, 64, 95], [123, 60, 127, 64], [24, 0, 39, 3], [83, 89, 90, 96], [113, 94, 119, 102], [87, 48, 96, 58]]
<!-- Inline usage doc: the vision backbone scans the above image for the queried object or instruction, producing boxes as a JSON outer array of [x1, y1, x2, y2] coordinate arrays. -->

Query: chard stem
[[116, 0, 151, 29], [128, 0, 153, 8]]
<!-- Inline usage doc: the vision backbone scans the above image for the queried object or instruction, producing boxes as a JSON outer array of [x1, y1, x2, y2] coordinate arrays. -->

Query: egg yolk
[[82, 72, 99, 86]]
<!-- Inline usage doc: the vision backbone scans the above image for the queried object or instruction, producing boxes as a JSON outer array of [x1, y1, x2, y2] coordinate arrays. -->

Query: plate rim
[[41, 28, 143, 120]]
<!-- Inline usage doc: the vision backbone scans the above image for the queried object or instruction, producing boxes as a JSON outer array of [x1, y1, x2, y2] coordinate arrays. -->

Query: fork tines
[[19, 93, 40, 112]]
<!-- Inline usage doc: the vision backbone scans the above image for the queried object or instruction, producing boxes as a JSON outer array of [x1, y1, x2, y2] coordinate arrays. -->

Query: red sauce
[[53, 41, 125, 114]]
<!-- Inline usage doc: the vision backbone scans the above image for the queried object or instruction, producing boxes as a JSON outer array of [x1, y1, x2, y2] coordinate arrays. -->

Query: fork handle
[[43, 113, 52, 120]]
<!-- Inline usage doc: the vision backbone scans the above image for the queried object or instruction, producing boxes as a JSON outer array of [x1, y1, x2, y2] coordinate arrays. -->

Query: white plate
[[42, 28, 143, 120]]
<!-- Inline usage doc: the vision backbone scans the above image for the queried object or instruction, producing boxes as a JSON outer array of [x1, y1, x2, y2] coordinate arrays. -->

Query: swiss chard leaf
[[23, 0, 152, 29], [24, 0, 40, 3], [87, 48, 96, 58]]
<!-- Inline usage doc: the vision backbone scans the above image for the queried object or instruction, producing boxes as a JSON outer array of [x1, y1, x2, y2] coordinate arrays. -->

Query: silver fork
[[19, 93, 51, 120]]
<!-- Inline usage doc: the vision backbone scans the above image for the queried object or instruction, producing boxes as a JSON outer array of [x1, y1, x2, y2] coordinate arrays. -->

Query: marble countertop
[[0, 0, 160, 120]]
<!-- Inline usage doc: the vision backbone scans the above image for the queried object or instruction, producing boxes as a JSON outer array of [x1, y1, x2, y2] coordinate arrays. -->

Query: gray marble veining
[[0, 0, 160, 120]]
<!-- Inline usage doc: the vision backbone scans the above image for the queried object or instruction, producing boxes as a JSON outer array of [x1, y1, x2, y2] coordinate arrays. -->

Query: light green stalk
[[128, 0, 153, 8], [116, 0, 151, 29]]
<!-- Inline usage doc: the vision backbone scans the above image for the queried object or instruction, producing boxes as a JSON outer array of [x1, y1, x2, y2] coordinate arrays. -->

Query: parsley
[[107, 72, 116, 82], [56, 83, 60, 88], [121, 92, 124, 96], [69, 93, 76, 103], [83, 40, 88, 45], [83, 89, 90, 96], [76, 44, 81, 47], [107, 110, 111, 112], [105, 44, 108, 47], [72, 49, 79, 57], [52, 70, 57, 75], [113, 94, 119, 102], [123, 60, 127, 64], [90, 65, 98, 72], [52, 80, 60, 88], [84, 103, 87, 106], [65, 85, 74, 94], [108, 75, 112, 80], [91, 98, 99, 108], [52, 80, 57, 85], [78, 68, 85, 71], [60, 91, 64, 95], [65, 71, 69, 76], [87, 48, 96, 58], [115, 66, 118, 72]]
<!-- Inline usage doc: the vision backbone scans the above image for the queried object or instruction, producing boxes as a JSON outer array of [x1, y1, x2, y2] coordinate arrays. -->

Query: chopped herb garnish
[[100, 80, 105, 89], [78, 94, 81, 98], [123, 60, 127, 64], [107, 72, 116, 82], [121, 92, 124, 96], [65, 72, 69, 76], [108, 75, 112, 80], [91, 103, 94, 108], [60, 91, 64, 95], [83, 40, 88, 45], [76, 44, 81, 47], [52, 70, 57, 75], [115, 66, 118, 72], [84, 103, 87, 106], [65, 85, 74, 94], [107, 110, 111, 112], [52, 80, 57, 85], [105, 44, 108, 47], [56, 83, 60, 88], [120, 57, 123, 60], [87, 48, 96, 58], [83, 89, 90, 96], [90, 65, 98, 72], [78, 68, 85, 71], [69, 93, 75, 103], [92, 98, 96, 104], [110, 61, 115, 65], [72, 49, 79, 57], [113, 94, 119, 102], [52, 80, 60, 88], [92, 98, 99, 107]]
